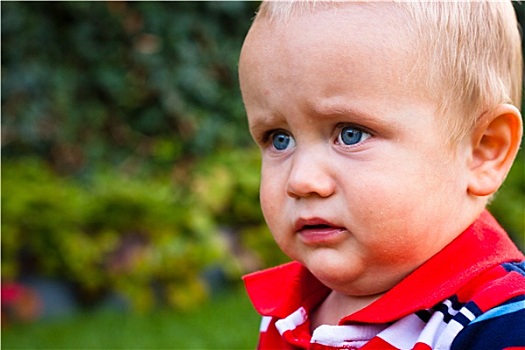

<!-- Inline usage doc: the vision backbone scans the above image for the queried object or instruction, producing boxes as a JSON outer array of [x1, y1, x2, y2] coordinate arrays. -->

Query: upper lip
[[294, 218, 342, 232]]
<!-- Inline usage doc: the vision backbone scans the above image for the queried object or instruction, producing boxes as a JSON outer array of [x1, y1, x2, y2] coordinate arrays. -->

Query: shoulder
[[451, 261, 525, 349]]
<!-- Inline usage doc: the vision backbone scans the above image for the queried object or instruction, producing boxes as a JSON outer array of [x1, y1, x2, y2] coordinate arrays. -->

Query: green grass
[[2, 287, 260, 349]]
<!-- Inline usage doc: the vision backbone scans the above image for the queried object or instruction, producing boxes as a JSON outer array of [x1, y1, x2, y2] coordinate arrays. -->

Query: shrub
[[1, 158, 228, 311], [1, 2, 258, 174]]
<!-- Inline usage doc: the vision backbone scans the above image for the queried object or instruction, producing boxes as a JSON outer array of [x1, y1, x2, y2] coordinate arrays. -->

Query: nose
[[286, 148, 336, 199]]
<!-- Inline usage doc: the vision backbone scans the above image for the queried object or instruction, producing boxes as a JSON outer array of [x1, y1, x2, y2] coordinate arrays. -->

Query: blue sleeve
[[451, 295, 525, 349]]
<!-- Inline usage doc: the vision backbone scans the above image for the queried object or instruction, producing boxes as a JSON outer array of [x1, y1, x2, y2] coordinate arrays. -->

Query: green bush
[[1, 158, 228, 311], [1, 2, 258, 174]]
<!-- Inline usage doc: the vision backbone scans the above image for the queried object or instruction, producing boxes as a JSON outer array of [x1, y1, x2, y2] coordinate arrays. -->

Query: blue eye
[[271, 131, 295, 151], [338, 126, 370, 146]]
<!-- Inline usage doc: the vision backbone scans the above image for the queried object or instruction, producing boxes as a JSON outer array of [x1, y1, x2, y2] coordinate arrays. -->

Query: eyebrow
[[247, 111, 287, 138], [310, 99, 393, 131]]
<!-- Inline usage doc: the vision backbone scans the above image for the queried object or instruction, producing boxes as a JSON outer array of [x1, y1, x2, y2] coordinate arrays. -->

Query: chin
[[306, 257, 366, 291]]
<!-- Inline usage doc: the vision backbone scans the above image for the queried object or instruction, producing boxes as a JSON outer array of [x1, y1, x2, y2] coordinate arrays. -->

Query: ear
[[468, 104, 523, 197]]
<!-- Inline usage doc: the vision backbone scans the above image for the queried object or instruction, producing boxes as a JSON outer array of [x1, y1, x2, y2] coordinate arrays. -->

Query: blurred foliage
[[2, 158, 221, 311], [1, 1, 524, 316], [1, 1, 258, 175]]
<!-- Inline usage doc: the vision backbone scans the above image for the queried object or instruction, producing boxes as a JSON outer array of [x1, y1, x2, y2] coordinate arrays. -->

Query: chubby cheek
[[260, 167, 303, 259], [351, 186, 452, 265], [260, 172, 286, 237], [343, 177, 433, 256]]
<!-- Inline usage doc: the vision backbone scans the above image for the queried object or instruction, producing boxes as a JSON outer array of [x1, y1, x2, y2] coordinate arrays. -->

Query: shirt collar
[[243, 210, 524, 323]]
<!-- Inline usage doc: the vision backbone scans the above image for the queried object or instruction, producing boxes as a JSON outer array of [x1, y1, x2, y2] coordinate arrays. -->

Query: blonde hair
[[255, 1, 523, 144]]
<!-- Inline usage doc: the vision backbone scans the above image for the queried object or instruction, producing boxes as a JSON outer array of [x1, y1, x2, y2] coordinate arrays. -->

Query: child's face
[[239, 4, 480, 296]]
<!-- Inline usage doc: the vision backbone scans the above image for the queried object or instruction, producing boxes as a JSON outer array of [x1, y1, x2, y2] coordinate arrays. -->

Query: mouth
[[294, 218, 340, 231], [294, 218, 347, 245]]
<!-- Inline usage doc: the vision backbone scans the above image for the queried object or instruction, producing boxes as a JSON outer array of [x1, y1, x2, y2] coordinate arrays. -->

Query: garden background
[[2, 2, 524, 349]]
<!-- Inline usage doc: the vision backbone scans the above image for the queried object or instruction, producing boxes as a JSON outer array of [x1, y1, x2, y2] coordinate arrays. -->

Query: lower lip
[[297, 227, 348, 245]]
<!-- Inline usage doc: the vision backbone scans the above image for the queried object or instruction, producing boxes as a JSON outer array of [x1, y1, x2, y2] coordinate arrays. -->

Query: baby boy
[[239, 1, 525, 349]]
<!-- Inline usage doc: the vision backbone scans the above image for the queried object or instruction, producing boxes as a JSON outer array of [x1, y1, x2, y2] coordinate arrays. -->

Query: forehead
[[239, 3, 425, 122], [242, 3, 409, 68]]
